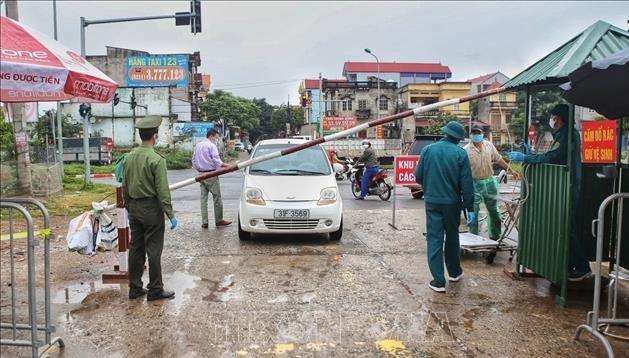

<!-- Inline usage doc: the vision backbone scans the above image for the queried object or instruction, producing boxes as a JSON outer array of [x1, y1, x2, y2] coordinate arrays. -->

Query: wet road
[[1, 157, 626, 357]]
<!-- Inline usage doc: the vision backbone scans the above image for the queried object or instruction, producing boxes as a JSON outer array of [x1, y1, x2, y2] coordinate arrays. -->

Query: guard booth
[[504, 20, 629, 305]]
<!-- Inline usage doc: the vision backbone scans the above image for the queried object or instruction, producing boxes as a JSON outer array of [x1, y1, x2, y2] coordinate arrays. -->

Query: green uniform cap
[[135, 115, 163, 129]]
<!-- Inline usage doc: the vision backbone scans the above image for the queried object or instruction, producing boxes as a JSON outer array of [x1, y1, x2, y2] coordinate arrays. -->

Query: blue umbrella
[[560, 48, 629, 118]]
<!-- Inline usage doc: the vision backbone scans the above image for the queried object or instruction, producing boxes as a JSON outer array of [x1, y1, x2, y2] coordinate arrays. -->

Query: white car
[[238, 138, 343, 241], [234, 142, 245, 151]]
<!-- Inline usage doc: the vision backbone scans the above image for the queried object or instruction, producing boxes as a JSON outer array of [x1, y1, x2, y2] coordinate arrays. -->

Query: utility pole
[[6, 0, 33, 196], [287, 95, 291, 137], [319, 72, 323, 139], [53, 0, 64, 179]]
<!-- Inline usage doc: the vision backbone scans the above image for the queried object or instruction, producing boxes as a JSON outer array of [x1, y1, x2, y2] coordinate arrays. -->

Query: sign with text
[[173, 121, 214, 137], [394, 155, 420, 185], [322, 116, 356, 135], [125, 55, 189, 87], [582, 120, 617, 164]]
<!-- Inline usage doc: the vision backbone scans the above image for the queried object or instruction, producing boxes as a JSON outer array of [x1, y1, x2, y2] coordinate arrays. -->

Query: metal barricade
[[575, 193, 629, 358], [0, 198, 64, 357]]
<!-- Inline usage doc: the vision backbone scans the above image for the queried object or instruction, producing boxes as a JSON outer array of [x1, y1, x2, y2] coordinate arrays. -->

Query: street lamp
[[364, 48, 380, 121]]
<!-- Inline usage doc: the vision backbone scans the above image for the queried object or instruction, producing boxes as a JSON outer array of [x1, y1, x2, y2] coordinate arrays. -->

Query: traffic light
[[191, 0, 201, 34], [130, 95, 137, 110], [113, 93, 120, 106], [79, 103, 91, 118], [301, 92, 308, 107]]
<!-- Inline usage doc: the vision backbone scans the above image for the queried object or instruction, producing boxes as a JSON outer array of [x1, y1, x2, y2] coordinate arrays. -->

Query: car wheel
[[329, 219, 342, 241], [238, 217, 251, 241], [411, 190, 424, 199], [378, 183, 392, 201]]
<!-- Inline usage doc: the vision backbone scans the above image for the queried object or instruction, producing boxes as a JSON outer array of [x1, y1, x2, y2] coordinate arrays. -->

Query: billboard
[[125, 55, 189, 87], [322, 116, 356, 135], [173, 122, 215, 137]]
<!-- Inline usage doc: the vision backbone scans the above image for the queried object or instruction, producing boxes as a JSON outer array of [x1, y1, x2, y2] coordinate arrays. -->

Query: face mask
[[362, 144, 369, 149], [471, 134, 484, 143], [549, 116, 557, 129]]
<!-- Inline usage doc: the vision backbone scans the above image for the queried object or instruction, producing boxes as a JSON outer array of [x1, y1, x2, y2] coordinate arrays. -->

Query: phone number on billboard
[[128, 67, 186, 82]]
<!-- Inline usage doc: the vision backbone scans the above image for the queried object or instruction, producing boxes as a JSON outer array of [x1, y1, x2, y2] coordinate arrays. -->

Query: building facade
[[342, 62, 452, 85], [398, 81, 472, 134], [467, 72, 517, 144]]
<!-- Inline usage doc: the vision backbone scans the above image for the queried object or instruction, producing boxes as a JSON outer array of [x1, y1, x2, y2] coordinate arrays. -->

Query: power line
[[213, 78, 302, 87]]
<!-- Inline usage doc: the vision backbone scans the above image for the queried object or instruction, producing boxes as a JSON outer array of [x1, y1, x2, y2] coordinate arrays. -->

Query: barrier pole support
[[102, 187, 129, 281]]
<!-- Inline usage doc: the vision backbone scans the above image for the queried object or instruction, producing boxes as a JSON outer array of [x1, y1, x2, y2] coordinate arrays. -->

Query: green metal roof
[[505, 20, 629, 89]]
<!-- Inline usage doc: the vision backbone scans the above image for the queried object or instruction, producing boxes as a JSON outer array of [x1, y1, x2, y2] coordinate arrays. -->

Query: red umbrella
[[0, 16, 117, 103]]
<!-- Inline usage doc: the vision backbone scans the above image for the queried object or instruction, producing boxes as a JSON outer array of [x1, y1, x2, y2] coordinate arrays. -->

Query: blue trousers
[[425, 202, 463, 286], [361, 166, 380, 198]]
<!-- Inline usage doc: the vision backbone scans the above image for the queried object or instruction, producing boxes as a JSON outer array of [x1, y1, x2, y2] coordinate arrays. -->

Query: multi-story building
[[321, 78, 399, 139], [342, 62, 452, 85], [398, 81, 472, 135], [467, 72, 517, 145]]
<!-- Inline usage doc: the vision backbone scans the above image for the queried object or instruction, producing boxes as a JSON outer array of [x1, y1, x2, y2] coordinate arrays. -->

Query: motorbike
[[350, 164, 392, 201], [333, 158, 355, 181]]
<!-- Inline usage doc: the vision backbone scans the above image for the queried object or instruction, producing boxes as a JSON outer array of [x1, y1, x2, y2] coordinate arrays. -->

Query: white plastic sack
[[66, 212, 95, 255], [96, 212, 118, 251]]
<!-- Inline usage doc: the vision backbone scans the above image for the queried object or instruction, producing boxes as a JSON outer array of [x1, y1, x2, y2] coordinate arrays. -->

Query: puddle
[[163, 271, 200, 315], [203, 274, 237, 302]]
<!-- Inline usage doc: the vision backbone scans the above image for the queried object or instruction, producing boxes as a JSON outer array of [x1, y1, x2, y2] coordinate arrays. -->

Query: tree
[[201, 90, 260, 130], [271, 104, 304, 136], [0, 110, 15, 160], [424, 111, 461, 135], [249, 98, 274, 143]]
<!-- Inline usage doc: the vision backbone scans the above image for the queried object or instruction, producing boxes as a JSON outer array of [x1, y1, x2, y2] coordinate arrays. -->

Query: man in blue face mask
[[464, 126, 518, 240]]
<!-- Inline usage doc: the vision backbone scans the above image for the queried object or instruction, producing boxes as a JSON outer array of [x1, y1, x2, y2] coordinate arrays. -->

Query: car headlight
[[317, 187, 337, 206], [245, 187, 266, 206]]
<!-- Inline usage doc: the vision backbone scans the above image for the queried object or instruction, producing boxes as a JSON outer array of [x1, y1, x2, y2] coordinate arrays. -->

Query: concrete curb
[[75, 173, 115, 178]]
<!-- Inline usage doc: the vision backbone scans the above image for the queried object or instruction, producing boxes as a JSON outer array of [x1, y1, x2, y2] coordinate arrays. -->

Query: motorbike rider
[[328, 147, 346, 175], [355, 139, 380, 200]]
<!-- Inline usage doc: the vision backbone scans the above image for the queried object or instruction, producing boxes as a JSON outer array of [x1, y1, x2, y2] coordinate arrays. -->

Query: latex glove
[[508, 151, 526, 162], [466, 212, 477, 226], [169, 216, 178, 230]]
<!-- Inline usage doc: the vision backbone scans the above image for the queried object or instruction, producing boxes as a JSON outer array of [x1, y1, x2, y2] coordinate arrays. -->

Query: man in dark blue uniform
[[415, 121, 475, 292], [509, 104, 591, 281]]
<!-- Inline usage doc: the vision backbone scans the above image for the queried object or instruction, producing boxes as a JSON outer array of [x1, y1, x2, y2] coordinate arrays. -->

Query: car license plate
[[274, 209, 309, 219]]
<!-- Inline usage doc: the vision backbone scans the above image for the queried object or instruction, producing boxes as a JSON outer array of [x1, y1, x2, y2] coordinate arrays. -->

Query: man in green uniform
[[122, 115, 178, 301], [509, 104, 591, 281], [415, 121, 475, 292]]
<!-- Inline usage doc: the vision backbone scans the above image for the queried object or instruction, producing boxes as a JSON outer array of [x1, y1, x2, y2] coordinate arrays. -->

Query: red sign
[[394, 155, 420, 185], [581, 120, 617, 163], [322, 117, 356, 133]]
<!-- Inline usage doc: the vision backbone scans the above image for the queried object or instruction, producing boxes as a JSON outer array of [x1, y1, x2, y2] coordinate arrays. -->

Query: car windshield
[[249, 144, 331, 175]]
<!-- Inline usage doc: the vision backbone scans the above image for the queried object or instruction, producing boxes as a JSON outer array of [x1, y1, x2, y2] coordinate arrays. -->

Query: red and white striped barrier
[[102, 187, 129, 281], [168, 86, 507, 191]]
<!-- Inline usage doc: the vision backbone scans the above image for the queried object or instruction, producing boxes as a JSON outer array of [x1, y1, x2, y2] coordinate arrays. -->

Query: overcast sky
[[3, 1, 627, 105]]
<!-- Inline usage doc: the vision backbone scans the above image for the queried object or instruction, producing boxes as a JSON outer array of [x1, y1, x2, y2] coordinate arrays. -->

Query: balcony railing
[[355, 109, 371, 119], [323, 80, 397, 90]]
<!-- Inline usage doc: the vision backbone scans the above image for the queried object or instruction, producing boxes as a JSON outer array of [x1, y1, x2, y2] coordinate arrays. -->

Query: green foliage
[[63, 163, 114, 176], [271, 104, 304, 134], [228, 149, 239, 158], [201, 90, 261, 130], [29, 113, 53, 145], [157, 147, 193, 170], [250, 98, 274, 143], [509, 89, 566, 142], [424, 112, 461, 135], [61, 114, 81, 137], [0, 111, 15, 158]]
